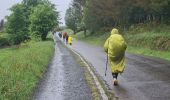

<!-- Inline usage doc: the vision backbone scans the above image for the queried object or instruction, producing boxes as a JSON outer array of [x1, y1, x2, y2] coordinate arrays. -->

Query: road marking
[[54, 36, 108, 100], [68, 46, 108, 100]]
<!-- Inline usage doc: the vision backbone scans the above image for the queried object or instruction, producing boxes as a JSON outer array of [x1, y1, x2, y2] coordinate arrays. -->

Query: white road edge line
[[68, 46, 108, 100], [54, 36, 108, 100]]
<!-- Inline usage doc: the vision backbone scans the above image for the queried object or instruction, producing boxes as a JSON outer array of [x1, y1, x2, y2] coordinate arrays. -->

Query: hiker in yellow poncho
[[104, 28, 127, 86], [68, 36, 73, 45]]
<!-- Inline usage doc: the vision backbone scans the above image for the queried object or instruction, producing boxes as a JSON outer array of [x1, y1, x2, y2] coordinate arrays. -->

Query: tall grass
[[0, 40, 54, 100], [125, 32, 170, 50]]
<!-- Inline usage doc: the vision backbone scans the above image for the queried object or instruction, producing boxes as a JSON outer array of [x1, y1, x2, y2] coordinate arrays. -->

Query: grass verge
[[73, 31, 109, 46], [127, 46, 170, 60], [0, 40, 54, 100]]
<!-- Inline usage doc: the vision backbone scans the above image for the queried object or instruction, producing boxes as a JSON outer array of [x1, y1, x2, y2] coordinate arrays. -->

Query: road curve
[[71, 40, 170, 100]]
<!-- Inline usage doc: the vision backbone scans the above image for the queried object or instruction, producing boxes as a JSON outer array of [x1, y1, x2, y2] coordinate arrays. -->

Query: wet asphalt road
[[32, 39, 92, 100], [71, 40, 170, 100]]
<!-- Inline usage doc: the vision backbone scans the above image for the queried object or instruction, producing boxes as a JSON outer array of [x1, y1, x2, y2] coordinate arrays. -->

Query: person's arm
[[125, 41, 127, 50], [122, 37, 127, 50], [104, 38, 109, 53]]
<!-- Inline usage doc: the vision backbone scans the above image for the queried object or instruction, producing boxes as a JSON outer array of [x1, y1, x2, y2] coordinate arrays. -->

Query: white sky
[[0, 0, 72, 25]]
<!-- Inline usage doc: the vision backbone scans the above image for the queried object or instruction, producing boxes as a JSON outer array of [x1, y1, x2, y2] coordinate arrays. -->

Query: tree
[[65, 7, 77, 34], [78, 0, 170, 33], [0, 19, 4, 31], [5, 4, 28, 44], [83, 0, 102, 33], [29, 3, 59, 40], [65, 0, 86, 34]]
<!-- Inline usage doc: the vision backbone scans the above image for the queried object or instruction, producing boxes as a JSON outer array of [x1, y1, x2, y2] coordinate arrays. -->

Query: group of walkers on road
[[53, 28, 127, 87], [54, 31, 73, 45]]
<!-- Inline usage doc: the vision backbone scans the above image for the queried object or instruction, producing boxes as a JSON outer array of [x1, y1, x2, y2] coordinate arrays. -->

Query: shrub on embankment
[[0, 33, 10, 47], [0, 40, 54, 100]]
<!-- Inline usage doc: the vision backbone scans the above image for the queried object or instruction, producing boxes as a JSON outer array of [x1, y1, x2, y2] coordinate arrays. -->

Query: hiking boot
[[113, 78, 118, 86]]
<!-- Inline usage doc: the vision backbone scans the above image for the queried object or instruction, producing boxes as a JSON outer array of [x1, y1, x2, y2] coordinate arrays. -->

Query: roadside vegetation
[[0, 0, 59, 99], [0, 41, 54, 100], [0, 0, 59, 47], [0, 33, 10, 47]]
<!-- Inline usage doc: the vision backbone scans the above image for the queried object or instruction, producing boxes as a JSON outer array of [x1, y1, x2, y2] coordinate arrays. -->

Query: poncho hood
[[111, 28, 119, 35]]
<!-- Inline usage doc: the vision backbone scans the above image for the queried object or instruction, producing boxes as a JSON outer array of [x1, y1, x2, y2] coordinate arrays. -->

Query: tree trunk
[[83, 29, 87, 37], [73, 30, 76, 34]]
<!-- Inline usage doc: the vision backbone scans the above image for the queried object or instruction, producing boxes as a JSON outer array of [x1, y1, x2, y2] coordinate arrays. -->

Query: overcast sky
[[0, 0, 71, 25]]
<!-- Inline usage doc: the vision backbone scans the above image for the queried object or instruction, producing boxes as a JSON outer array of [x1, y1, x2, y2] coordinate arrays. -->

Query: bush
[[0, 37, 10, 47], [0, 33, 10, 47]]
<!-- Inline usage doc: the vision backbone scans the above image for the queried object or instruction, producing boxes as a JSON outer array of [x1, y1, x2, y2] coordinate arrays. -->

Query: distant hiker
[[68, 36, 73, 45], [62, 32, 67, 42], [104, 28, 127, 86], [58, 32, 62, 38], [66, 34, 69, 44], [52, 31, 57, 43]]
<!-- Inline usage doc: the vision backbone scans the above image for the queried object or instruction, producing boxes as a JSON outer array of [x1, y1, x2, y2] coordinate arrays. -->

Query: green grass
[[73, 31, 110, 46], [0, 40, 54, 100], [125, 32, 170, 50], [127, 46, 170, 60]]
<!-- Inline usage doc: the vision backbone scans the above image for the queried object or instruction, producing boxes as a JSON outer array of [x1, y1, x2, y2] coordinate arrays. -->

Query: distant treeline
[[0, 19, 4, 32], [65, 0, 170, 34]]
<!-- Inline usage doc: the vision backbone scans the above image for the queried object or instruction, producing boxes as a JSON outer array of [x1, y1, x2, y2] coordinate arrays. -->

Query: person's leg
[[112, 73, 119, 86], [112, 73, 118, 79]]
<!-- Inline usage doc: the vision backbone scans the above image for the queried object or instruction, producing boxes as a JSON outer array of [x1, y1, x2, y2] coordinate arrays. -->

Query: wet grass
[[0, 41, 54, 100], [127, 46, 170, 60], [73, 31, 109, 46], [125, 32, 170, 51]]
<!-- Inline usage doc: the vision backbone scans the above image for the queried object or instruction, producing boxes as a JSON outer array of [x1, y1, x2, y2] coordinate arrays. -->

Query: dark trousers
[[112, 73, 118, 79]]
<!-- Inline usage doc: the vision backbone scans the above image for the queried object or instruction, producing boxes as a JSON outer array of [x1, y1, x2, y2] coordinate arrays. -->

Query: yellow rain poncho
[[104, 28, 127, 73], [68, 36, 73, 44]]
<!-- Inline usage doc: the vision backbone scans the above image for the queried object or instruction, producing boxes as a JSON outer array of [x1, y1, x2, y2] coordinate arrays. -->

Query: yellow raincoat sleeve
[[104, 38, 109, 53]]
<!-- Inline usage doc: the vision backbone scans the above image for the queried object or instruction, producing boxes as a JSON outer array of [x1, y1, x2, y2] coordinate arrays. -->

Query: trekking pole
[[105, 53, 108, 76]]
